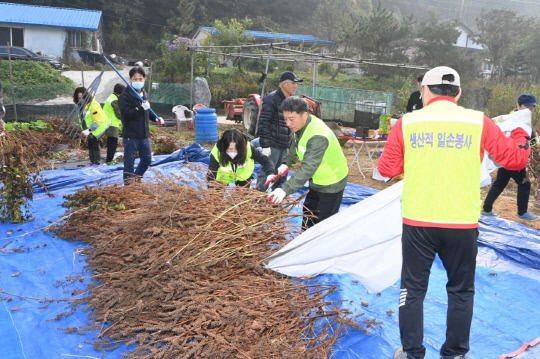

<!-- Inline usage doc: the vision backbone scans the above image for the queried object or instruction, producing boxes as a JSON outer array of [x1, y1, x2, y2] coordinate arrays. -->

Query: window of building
[[12, 28, 23, 47], [68, 31, 83, 48], [0, 27, 23, 47], [0, 27, 9, 46]]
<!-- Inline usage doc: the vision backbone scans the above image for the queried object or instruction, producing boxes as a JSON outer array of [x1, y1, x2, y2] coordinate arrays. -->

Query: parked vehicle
[[0, 46, 64, 70]]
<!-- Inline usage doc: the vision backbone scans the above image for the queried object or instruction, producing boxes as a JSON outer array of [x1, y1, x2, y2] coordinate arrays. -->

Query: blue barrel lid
[[196, 108, 216, 114]]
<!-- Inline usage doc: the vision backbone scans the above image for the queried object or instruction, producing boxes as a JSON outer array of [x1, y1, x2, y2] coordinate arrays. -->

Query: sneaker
[[481, 211, 498, 217], [394, 347, 418, 359], [85, 162, 95, 167], [518, 211, 539, 221]]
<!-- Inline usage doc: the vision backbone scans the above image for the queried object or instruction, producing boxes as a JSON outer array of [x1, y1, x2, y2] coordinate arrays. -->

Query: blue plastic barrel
[[194, 108, 218, 144]]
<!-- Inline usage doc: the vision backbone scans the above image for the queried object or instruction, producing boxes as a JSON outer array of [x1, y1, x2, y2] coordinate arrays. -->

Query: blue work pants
[[123, 137, 152, 184]]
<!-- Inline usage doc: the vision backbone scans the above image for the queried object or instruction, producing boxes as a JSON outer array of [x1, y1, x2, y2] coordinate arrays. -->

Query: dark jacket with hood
[[118, 88, 157, 139], [259, 87, 290, 149]]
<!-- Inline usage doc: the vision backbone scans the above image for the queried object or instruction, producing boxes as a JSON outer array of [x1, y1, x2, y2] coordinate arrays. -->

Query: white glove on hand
[[261, 147, 271, 157], [277, 164, 289, 176], [156, 117, 165, 125], [267, 188, 286, 204], [265, 174, 278, 186], [81, 129, 90, 137], [141, 101, 151, 111]]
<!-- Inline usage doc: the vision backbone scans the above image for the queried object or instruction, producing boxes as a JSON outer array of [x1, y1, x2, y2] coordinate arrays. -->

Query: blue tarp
[[1, 143, 539, 358]]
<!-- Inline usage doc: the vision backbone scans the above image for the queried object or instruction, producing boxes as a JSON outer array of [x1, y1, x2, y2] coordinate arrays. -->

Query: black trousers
[[106, 136, 118, 163], [87, 135, 101, 165], [302, 188, 344, 230], [483, 168, 530, 215], [399, 224, 478, 359]]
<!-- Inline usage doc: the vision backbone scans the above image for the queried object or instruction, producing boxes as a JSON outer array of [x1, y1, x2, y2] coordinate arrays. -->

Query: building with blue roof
[[0, 2, 103, 60], [193, 27, 334, 48]]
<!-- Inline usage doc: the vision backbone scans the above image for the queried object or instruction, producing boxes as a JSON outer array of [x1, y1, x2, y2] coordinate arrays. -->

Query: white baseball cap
[[422, 66, 460, 87]]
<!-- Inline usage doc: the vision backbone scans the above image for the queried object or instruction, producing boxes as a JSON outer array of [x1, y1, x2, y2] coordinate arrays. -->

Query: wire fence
[[298, 84, 393, 125], [149, 82, 191, 106]]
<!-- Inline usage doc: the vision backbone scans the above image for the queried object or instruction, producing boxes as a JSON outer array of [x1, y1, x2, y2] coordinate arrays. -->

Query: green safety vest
[[297, 115, 348, 186], [80, 100, 110, 139], [210, 144, 255, 184], [401, 99, 484, 226], [103, 93, 122, 128]]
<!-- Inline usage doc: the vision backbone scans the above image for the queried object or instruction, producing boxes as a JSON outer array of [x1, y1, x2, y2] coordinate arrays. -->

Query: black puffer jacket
[[259, 87, 290, 149], [118, 88, 157, 139]]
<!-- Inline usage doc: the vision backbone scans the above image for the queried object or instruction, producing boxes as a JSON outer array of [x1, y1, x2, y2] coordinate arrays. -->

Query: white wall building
[[0, 2, 103, 60]]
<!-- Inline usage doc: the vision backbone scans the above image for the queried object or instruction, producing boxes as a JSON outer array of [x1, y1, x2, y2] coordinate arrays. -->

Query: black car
[[0, 46, 64, 70]]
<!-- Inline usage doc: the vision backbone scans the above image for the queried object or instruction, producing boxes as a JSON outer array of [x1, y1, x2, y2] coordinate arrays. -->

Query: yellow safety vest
[[80, 100, 110, 139], [103, 93, 122, 129], [401, 99, 484, 227], [297, 115, 348, 186], [210, 144, 255, 184]]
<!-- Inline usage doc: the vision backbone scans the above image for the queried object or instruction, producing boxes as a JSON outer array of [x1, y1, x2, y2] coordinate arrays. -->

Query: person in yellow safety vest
[[207, 128, 275, 187], [378, 66, 531, 359], [266, 96, 349, 230], [103, 83, 126, 164], [73, 87, 111, 166]]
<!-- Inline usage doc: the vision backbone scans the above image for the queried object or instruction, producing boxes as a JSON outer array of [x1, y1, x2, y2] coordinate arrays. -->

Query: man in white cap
[[378, 66, 532, 359]]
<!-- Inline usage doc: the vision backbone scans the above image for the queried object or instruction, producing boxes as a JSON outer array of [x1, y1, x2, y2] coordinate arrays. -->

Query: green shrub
[[5, 120, 53, 132], [0, 61, 75, 103], [485, 82, 540, 126], [318, 63, 334, 75]]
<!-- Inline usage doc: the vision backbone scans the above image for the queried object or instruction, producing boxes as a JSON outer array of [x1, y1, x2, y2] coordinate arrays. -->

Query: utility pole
[[459, 0, 466, 22], [7, 42, 17, 122]]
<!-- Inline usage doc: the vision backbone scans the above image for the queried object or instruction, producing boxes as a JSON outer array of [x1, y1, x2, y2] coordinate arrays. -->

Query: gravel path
[[37, 69, 131, 105]]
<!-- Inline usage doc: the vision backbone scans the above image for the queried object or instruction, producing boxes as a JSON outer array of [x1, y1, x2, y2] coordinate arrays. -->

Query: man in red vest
[[379, 66, 531, 359]]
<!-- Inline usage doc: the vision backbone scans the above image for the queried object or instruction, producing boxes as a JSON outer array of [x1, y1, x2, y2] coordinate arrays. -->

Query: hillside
[[379, 0, 540, 30]]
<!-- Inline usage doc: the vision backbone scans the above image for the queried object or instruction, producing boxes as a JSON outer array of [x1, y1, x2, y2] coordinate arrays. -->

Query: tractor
[[223, 93, 322, 138]]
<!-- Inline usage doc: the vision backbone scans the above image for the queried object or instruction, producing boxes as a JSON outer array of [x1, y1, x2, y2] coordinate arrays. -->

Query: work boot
[[481, 210, 498, 217], [394, 347, 419, 359], [518, 211, 539, 221]]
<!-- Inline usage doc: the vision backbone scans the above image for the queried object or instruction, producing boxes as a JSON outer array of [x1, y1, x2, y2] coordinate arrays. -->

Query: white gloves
[[261, 147, 271, 157], [277, 164, 288, 176], [156, 117, 164, 125], [141, 101, 151, 111], [81, 129, 90, 137], [267, 188, 286, 204]]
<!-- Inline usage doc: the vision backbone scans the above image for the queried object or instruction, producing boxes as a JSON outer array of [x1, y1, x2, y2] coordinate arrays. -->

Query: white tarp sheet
[[264, 181, 404, 293], [481, 108, 533, 186], [265, 109, 533, 293]]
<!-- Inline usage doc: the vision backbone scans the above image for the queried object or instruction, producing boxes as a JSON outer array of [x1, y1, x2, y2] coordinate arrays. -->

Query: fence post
[[190, 49, 194, 110], [147, 61, 153, 100], [254, 44, 272, 135], [7, 42, 17, 122]]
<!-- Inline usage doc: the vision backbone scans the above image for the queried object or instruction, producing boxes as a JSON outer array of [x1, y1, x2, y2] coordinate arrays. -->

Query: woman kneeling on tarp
[[207, 128, 275, 187]]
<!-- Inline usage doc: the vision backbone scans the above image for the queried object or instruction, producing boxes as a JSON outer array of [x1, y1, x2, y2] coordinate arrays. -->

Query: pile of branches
[[0, 117, 78, 222], [10, 117, 78, 170], [528, 128, 540, 189], [53, 174, 362, 358], [0, 128, 37, 222]]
